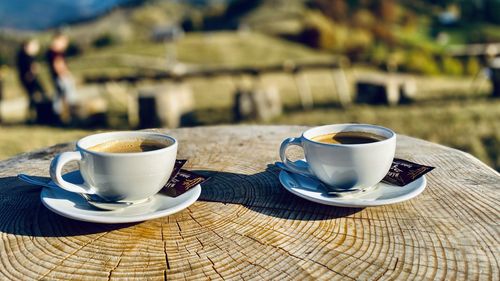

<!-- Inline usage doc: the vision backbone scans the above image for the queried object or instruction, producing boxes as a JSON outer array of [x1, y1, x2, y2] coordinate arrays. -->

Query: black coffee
[[312, 131, 386, 144], [88, 139, 168, 153]]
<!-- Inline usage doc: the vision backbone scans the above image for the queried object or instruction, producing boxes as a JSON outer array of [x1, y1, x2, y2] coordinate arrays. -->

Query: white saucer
[[40, 171, 201, 223], [279, 170, 426, 208]]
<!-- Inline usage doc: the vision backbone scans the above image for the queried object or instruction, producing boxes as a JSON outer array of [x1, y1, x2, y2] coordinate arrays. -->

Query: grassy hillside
[[1, 31, 332, 99], [0, 31, 498, 171], [70, 32, 332, 74]]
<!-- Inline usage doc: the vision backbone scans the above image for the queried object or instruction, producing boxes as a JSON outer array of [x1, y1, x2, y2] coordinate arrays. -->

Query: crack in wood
[[38, 231, 110, 279], [106, 254, 123, 281], [207, 256, 224, 280], [161, 221, 171, 271]]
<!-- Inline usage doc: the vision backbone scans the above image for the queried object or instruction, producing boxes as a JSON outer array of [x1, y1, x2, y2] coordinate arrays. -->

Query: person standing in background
[[16, 39, 48, 122], [46, 32, 77, 123]]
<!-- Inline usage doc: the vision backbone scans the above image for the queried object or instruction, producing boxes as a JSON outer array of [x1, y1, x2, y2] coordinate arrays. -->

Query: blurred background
[[0, 0, 498, 171]]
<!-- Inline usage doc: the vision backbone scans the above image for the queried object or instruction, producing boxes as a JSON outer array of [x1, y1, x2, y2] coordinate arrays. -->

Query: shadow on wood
[[0, 177, 137, 237], [194, 165, 362, 221]]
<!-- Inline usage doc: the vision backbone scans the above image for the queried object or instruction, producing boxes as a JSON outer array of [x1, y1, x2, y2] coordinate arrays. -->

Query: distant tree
[[300, 11, 337, 50], [378, 0, 398, 23], [465, 57, 481, 76], [441, 56, 463, 76], [352, 9, 375, 28], [66, 41, 83, 57], [0, 35, 21, 66], [312, 0, 349, 22], [403, 50, 440, 75], [401, 10, 417, 30], [92, 33, 119, 48], [0, 53, 6, 66]]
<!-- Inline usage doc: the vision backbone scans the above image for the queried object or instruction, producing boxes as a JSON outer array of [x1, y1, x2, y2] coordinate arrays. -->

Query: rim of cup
[[302, 123, 396, 147], [76, 131, 177, 157]]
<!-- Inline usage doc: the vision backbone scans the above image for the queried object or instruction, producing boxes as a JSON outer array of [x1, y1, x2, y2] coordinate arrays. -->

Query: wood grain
[[0, 125, 498, 280]]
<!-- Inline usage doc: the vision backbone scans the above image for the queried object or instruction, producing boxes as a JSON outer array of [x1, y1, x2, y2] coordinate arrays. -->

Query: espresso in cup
[[88, 139, 167, 153], [311, 131, 386, 145]]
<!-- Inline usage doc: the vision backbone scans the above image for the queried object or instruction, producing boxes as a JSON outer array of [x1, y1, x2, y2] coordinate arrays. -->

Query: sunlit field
[[0, 32, 497, 170]]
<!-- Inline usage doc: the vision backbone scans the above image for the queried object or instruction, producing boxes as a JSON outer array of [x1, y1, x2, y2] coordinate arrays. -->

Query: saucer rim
[[40, 171, 201, 224], [278, 170, 426, 208]]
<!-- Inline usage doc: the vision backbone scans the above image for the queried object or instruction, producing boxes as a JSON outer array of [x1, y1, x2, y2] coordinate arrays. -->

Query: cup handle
[[279, 137, 313, 177], [49, 151, 95, 194]]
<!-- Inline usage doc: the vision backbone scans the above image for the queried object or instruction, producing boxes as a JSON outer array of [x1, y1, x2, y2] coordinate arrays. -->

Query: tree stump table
[[0, 125, 498, 280]]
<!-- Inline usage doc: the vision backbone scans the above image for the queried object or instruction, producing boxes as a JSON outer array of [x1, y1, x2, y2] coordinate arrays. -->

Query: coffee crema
[[88, 139, 168, 153], [311, 131, 386, 144]]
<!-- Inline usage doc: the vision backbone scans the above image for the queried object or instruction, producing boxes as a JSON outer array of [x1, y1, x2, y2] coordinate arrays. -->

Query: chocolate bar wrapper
[[168, 159, 188, 182], [382, 158, 435, 186], [162, 169, 209, 197]]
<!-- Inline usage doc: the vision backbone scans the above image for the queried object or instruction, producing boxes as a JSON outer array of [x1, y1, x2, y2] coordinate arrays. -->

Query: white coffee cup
[[280, 124, 396, 190], [50, 131, 177, 202]]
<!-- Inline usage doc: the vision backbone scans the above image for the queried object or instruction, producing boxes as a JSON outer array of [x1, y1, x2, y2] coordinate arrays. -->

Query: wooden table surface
[[0, 125, 498, 280]]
